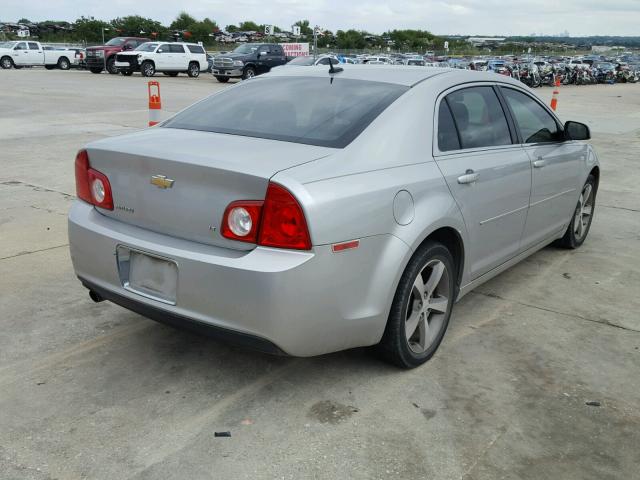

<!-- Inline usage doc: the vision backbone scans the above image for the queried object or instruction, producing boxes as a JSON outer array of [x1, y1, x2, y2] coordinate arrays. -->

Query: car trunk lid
[[86, 128, 332, 250]]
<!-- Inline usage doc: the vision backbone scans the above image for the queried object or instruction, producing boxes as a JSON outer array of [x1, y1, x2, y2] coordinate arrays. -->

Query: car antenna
[[329, 61, 343, 75]]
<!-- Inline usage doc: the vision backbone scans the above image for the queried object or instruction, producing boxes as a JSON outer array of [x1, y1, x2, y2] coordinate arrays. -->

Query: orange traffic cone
[[550, 77, 560, 112], [148, 81, 162, 126]]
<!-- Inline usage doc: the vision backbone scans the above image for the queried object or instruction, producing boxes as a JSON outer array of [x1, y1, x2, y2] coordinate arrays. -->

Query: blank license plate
[[118, 247, 178, 304]]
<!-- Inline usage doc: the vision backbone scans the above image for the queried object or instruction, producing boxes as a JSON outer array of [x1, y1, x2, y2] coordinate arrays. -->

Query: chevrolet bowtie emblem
[[150, 175, 174, 189]]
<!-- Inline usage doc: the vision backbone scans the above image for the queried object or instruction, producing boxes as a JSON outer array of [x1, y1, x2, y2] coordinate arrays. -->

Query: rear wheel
[[187, 62, 200, 78], [57, 57, 71, 70], [1, 56, 13, 69], [376, 241, 456, 368], [557, 175, 597, 249], [141, 61, 155, 77], [215, 76, 229, 83]]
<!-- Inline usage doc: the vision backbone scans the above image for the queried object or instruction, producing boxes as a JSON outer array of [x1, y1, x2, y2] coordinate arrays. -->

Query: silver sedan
[[68, 66, 599, 368]]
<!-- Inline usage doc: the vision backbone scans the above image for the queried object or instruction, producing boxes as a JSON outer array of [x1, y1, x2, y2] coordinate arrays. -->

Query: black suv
[[212, 43, 286, 82]]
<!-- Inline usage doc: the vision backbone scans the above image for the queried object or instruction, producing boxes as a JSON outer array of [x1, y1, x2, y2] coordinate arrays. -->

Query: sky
[[2, 0, 640, 36]]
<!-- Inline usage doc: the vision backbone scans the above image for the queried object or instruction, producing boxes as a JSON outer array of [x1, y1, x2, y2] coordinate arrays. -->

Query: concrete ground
[[1, 69, 639, 480]]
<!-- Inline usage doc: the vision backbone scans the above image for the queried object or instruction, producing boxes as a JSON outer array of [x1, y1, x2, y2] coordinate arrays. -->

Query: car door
[[12, 42, 29, 65], [499, 86, 587, 250], [169, 44, 187, 70], [155, 44, 172, 69], [434, 85, 532, 279], [256, 45, 271, 73], [27, 42, 44, 64]]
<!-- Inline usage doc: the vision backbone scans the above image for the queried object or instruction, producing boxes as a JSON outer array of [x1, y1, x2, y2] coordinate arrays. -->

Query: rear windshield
[[163, 77, 408, 148]]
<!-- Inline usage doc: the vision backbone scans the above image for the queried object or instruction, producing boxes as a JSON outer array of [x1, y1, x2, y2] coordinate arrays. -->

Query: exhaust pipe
[[89, 290, 105, 303]]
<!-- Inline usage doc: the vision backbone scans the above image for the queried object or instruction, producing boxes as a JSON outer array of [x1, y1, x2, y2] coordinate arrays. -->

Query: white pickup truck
[[0, 41, 78, 70]]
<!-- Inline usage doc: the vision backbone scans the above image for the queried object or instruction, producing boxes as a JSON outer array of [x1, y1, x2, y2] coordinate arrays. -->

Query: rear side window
[[187, 45, 205, 54], [437, 101, 461, 152], [445, 87, 512, 149], [500, 88, 562, 143], [28, 42, 39, 50], [163, 77, 408, 148], [169, 44, 185, 53]]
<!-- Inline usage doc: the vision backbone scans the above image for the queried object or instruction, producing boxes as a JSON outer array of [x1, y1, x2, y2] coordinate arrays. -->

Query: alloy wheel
[[405, 259, 450, 354], [574, 183, 594, 240]]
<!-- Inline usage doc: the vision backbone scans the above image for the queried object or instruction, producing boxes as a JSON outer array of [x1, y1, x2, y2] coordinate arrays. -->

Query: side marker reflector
[[331, 239, 360, 253]]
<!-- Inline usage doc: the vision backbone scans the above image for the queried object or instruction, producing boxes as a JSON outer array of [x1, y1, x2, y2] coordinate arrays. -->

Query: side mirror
[[564, 121, 591, 141]]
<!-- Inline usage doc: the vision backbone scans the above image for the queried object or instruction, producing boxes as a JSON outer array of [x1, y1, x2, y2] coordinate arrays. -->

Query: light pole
[[101, 27, 109, 72]]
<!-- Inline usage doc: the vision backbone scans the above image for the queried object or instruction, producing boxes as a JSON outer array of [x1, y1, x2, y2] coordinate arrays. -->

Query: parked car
[[68, 66, 599, 368], [85, 37, 150, 74], [280, 55, 340, 67], [114, 42, 207, 78], [0, 41, 77, 70], [212, 43, 287, 82]]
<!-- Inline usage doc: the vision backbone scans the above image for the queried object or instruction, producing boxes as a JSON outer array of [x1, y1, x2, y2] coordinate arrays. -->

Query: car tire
[[141, 61, 155, 77], [120, 70, 133, 76], [106, 57, 118, 74], [1, 56, 14, 69], [89, 67, 103, 74], [242, 66, 256, 80], [215, 76, 229, 83], [376, 241, 456, 369], [187, 62, 200, 78], [57, 57, 71, 70], [556, 174, 597, 249]]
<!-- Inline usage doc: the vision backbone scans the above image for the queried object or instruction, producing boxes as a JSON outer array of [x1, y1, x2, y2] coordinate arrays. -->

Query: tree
[[110, 16, 166, 38], [170, 12, 197, 31], [335, 30, 367, 49], [18, 18, 31, 24], [226, 24, 238, 33], [238, 21, 260, 32], [73, 16, 111, 43], [293, 20, 312, 36]]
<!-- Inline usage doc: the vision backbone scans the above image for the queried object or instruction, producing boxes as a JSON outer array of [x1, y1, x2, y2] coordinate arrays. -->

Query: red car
[[85, 37, 150, 74]]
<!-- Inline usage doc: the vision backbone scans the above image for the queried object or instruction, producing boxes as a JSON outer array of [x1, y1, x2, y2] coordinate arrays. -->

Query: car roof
[[264, 64, 524, 88]]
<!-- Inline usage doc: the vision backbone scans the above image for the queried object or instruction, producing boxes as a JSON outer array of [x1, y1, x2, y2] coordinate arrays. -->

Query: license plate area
[[116, 245, 178, 305]]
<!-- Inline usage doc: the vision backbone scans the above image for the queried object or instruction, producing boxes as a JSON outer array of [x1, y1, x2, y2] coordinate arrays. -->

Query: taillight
[[220, 182, 311, 250], [74, 149, 114, 210], [220, 201, 263, 243], [259, 183, 311, 250]]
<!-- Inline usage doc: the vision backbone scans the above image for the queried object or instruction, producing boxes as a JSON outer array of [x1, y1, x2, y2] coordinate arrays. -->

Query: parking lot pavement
[[1, 69, 639, 479]]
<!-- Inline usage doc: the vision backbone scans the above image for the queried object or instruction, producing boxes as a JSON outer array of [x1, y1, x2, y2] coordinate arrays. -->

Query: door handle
[[533, 159, 546, 168], [457, 170, 479, 184]]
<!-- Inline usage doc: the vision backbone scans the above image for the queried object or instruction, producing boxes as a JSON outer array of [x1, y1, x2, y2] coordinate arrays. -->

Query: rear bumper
[[68, 201, 410, 356]]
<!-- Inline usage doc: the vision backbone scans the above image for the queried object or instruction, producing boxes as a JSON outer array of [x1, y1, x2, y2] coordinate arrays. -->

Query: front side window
[[501, 88, 562, 143], [445, 87, 512, 149], [135, 43, 158, 52], [14, 42, 27, 50], [163, 77, 408, 148], [158, 44, 171, 53]]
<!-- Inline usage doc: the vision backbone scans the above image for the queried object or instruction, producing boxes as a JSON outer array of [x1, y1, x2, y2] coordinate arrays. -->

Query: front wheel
[[242, 66, 256, 80], [1, 56, 13, 69], [187, 62, 200, 78], [557, 175, 597, 249], [106, 57, 118, 74], [376, 241, 456, 368], [141, 61, 155, 77]]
